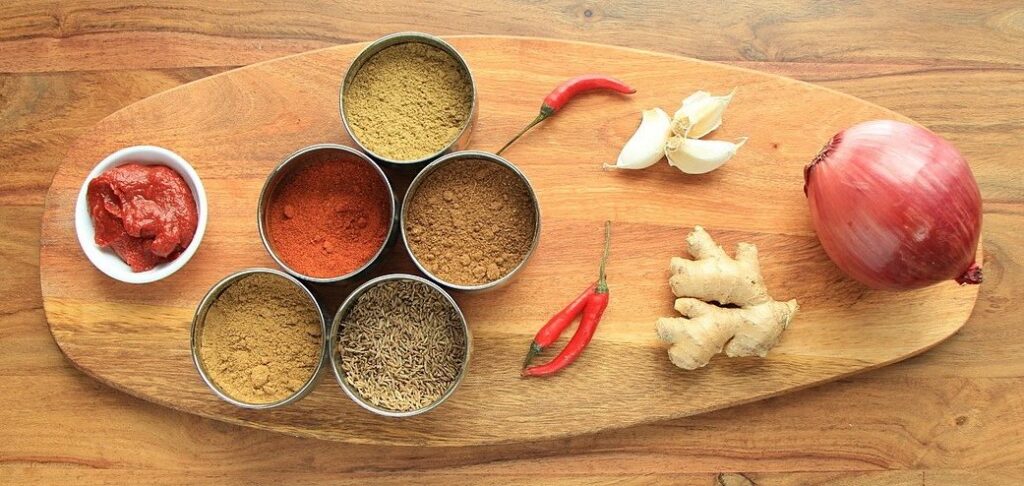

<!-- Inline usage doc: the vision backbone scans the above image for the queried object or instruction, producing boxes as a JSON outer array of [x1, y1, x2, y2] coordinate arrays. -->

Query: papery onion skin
[[804, 120, 982, 290]]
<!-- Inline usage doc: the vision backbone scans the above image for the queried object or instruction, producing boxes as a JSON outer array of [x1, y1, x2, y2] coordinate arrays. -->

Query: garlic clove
[[606, 107, 673, 170], [670, 91, 710, 136], [671, 88, 736, 139], [665, 136, 747, 174]]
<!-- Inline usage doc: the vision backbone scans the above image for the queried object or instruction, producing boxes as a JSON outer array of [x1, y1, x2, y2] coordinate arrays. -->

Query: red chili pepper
[[497, 75, 635, 155], [542, 75, 636, 111], [523, 282, 596, 368], [523, 221, 611, 377]]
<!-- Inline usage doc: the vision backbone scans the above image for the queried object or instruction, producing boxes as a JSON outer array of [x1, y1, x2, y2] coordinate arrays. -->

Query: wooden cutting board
[[40, 36, 980, 446]]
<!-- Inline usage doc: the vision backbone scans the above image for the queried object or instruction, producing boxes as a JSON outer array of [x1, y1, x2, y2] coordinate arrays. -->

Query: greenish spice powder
[[343, 42, 473, 161]]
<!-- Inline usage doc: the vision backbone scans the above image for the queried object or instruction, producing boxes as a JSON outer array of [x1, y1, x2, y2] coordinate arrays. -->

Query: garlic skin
[[665, 136, 747, 174], [607, 108, 672, 170], [671, 89, 735, 139]]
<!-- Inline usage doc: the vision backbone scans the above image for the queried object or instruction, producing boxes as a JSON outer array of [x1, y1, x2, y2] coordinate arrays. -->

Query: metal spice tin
[[329, 273, 472, 417], [401, 150, 542, 293], [257, 143, 398, 284], [339, 32, 478, 168], [190, 268, 329, 410]]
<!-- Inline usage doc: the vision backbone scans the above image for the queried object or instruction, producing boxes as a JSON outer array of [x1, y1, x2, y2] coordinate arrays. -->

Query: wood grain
[[3, 0, 1023, 483], [40, 37, 980, 445], [3, 1, 1023, 73]]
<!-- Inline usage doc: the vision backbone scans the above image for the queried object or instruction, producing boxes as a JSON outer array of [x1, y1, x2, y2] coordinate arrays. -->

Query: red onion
[[804, 120, 982, 290]]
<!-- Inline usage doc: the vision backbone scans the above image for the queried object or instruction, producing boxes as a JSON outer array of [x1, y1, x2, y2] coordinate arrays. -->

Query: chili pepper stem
[[596, 221, 611, 293], [497, 106, 555, 155], [523, 342, 542, 369]]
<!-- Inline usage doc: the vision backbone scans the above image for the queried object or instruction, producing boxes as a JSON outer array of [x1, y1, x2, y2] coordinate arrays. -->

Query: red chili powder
[[266, 152, 390, 278]]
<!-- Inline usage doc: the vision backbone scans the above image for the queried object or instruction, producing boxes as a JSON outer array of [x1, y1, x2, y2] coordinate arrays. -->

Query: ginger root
[[656, 226, 798, 370]]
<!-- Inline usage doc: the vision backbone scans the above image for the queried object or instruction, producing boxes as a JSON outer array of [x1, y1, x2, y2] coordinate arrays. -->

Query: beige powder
[[199, 273, 322, 404]]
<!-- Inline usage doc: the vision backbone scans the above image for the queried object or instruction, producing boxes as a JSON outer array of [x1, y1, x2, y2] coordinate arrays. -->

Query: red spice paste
[[266, 152, 390, 278], [87, 163, 198, 272]]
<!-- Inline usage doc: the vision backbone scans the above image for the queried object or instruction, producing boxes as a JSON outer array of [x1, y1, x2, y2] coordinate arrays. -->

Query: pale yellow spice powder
[[343, 42, 473, 161], [199, 273, 322, 404]]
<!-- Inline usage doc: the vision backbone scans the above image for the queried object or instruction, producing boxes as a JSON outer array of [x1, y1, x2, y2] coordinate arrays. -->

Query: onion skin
[[804, 120, 982, 290]]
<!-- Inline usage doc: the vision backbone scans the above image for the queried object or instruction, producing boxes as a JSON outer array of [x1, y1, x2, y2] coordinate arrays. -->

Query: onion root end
[[955, 263, 983, 285]]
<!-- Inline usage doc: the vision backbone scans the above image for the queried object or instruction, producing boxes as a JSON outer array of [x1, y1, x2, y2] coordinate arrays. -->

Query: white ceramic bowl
[[75, 145, 208, 284]]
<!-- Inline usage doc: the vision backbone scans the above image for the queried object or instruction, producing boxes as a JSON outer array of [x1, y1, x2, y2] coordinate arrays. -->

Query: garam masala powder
[[405, 158, 537, 286], [198, 273, 322, 404], [343, 42, 473, 161]]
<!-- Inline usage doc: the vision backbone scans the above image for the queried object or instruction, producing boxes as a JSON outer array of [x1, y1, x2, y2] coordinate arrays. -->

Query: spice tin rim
[[339, 31, 478, 167], [329, 273, 472, 418], [400, 150, 542, 293], [190, 267, 329, 410], [257, 143, 398, 284]]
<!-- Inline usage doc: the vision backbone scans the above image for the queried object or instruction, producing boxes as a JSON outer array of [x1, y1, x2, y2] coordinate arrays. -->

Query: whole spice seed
[[266, 151, 390, 278], [198, 273, 322, 404], [344, 42, 473, 161], [337, 279, 467, 412], [405, 158, 536, 286]]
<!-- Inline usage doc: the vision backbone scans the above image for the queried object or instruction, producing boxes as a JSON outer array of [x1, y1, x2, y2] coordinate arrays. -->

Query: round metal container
[[329, 273, 471, 417], [401, 150, 541, 293], [258, 143, 397, 284], [190, 268, 328, 409], [339, 32, 478, 168]]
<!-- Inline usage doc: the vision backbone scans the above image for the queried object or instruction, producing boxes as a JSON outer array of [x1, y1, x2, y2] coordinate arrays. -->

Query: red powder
[[266, 152, 390, 278]]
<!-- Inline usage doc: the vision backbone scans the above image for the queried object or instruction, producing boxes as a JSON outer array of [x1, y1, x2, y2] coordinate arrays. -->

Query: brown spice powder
[[405, 159, 536, 286], [343, 42, 473, 161], [198, 273, 322, 404]]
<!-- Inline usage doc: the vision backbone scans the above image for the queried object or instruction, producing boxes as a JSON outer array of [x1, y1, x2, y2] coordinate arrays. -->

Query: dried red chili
[[266, 152, 390, 278], [497, 75, 635, 155]]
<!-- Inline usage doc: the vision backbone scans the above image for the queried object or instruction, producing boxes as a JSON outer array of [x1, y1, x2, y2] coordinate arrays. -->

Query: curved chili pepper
[[543, 75, 636, 111], [523, 282, 596, 368], [523, 221, 611, 377], [497, 75, 635, 155]]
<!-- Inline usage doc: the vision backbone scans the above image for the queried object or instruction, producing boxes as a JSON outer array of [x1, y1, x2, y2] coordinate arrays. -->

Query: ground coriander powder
[[199, 273, 322, 404], [343, 42, 473, 161], [405, 159, 536, 286]]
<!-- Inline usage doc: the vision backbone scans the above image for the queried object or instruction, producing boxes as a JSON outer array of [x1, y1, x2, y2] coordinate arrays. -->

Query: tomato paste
[[87, 163, 198, 272]]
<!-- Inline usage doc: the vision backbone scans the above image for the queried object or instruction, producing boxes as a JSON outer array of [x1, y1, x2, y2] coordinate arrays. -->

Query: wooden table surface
[[1, 1, 1021, 484]]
